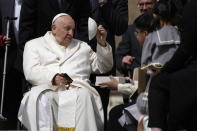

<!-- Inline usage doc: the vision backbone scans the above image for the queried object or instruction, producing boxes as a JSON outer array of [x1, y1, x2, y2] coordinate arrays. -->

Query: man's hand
[[148, 65, 161, 74], [53, 73, 72, 86], [97, 25, 107, 47], [125, 77, 134, 84], [138, 115, 145, 131], [0, 35, 10, 46], [122, 55, 135, 68], [99, 75, 118, 90]]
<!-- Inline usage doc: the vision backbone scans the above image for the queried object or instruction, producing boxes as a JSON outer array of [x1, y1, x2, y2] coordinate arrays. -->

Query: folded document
[[141, 62, 163, 70], [95, 76, 126, 86]]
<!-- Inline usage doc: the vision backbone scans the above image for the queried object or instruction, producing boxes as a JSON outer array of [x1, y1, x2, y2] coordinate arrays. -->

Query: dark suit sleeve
[[72, 0, 91, 42], [0, 12, 1, 34], [19, 0, 37, 49], [162, 1, 197, 73], [0, 7, 4, 55], [99, 0, 128, 35], [116, 25, 141, 76]]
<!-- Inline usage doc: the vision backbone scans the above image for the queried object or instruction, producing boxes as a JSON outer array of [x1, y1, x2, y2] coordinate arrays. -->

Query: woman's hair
[[134, 11, 154, 33], [169, 0, 189, 32], [151, 0, 186, 30]]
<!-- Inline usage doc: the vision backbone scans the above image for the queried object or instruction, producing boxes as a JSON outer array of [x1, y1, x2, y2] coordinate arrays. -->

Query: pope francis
[[18, 13, 113, 131]]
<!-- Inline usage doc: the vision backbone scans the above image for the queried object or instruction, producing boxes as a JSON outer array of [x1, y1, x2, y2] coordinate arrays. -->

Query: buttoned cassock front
[[19, 31, 113, 131]]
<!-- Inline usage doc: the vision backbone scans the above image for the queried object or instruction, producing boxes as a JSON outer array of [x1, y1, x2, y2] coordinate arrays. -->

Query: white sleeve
[[90, 42, 113, 74], [23, 42, 56, 86], [117, 83, 136, 95]]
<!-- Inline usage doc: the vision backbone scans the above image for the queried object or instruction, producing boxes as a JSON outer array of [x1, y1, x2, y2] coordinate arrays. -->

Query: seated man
[[18, 13, 113, 131]]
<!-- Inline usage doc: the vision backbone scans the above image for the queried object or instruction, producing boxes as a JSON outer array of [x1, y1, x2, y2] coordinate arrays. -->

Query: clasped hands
[[53, 73, 73, 90]]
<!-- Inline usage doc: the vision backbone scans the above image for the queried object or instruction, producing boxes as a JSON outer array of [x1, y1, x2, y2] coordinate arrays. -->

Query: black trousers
[[148, 72, 170, 130], [108, 104, 129, 131], [108, 102, 137, 131], [148, 62, 197, 130]]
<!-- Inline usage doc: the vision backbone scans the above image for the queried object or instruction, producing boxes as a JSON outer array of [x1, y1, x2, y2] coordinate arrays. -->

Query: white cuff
[[118, 83, 134, 95]]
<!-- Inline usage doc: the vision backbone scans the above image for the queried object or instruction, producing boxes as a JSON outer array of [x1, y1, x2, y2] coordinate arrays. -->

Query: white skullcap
[[88, 17, 97, 40], [52, 13, 69, 24]]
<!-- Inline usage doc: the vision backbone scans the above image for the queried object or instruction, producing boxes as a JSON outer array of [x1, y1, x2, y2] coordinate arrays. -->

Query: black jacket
[[162, 0, 197, 73], [116, 25, 142, 77], [0, 0, 22, 73], [19, 0, 91, 49], [89, 0, 128, 75]]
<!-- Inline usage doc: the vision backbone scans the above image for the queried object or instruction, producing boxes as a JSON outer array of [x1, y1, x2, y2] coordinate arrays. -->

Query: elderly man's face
[[52, 15, 75, 47], [138, 0, 155, 13]]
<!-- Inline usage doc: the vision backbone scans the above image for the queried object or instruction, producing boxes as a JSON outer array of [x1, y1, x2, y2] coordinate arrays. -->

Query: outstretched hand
[[99, 75, 118, 90], [122, 55, 135, 68]]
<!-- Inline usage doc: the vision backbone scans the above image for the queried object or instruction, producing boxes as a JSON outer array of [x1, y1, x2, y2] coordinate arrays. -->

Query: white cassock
[[18, 31, 113, 131]]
